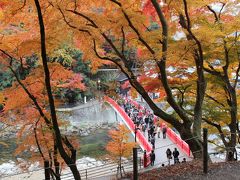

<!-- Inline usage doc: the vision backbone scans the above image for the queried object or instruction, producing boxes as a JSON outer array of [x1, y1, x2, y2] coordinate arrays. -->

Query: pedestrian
[[162, 125, 167, 139], [166, 148, 172, 165], [142, 123, 146, 135], [157, 125, 161, 138], [149, 116, 153, 126], [144, 116, 149, 128], [150, 150, 155, 166], [173, 148, 180, 164], [182, 158, 186, 163], [150, 135, 155, 149], [148, 128, 151, 142], [149, 125, 155, 138]]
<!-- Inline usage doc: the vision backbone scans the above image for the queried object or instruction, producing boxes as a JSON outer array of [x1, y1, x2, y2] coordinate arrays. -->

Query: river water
[[0, 101, 122, 175]]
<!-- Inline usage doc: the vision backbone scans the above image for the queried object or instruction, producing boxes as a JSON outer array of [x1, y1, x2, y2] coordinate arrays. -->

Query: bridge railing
[[105, 96, 191, 168], [104, 96, 152, 154], [166, 128, 191, 156], [127, 98, 191, 157]]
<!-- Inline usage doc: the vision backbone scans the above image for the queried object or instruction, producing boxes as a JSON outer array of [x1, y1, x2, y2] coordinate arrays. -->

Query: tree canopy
[[0, 1, 240, 177]]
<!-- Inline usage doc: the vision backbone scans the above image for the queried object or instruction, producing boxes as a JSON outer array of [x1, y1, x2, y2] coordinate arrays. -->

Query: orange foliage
[[0, 62, 84, 164], [106, 124, 136, 161]]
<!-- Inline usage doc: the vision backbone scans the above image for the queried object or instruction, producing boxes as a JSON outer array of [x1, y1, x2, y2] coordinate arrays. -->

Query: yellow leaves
[[130, 88, 138, 99], [0, 92, 4, 104], [106, 124, 136, 160], [0, 8, 4, 20]]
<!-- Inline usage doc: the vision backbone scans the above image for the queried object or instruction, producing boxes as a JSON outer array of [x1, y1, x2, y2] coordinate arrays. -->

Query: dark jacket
[[150, 152, 155, 161], [173, 150, 179, 158], [166, 149, 172, 158]]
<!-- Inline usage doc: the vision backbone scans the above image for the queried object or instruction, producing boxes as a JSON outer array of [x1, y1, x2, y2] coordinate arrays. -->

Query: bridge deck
[[143, 130, 192, 167], [105, 97, 192, 168]]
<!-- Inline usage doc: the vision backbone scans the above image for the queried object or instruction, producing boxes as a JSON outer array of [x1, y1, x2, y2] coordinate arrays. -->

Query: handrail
[[127, 98, 191, 157], [104, 96, 152, 153]]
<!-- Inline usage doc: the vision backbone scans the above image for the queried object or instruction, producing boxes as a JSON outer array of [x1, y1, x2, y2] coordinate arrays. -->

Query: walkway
[[105, 97, 192, 169], [143, 131, 192, 168]]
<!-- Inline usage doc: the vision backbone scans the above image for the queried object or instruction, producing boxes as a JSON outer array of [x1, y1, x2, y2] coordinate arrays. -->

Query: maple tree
[[197, 2, 240, 160], [0, 4, 238, 180], [0, 1, 85, 179], [50, 0, 204, 157], [50, 0, 240, 159], [106, 124, 136, 178]]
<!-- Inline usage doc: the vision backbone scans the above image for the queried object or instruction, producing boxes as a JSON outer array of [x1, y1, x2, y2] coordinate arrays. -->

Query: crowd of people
[[120, 99, 167, 145], [118, 99, 187, 167]]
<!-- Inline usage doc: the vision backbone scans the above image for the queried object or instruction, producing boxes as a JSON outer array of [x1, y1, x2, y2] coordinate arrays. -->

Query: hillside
[[127, 160, 240, 180]]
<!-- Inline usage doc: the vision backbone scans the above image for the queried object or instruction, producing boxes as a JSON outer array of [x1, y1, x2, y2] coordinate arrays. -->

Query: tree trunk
[[226, 145, 236, 161], [178, 124, 202, 158], [34, 0, 81, 179]]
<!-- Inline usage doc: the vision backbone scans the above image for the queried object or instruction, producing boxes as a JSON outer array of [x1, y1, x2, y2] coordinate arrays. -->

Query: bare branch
[[218, 3, 226, 20], [203, 117, 228, 146], [109, 0, 121, 6], [110, 0, 155, 55], [93, 39, 115, 61], [34, 118, 45, 160], [66, 9, 98, 28], [14, 0, 26, 12], [233, 62, 240, 89], [205, 93, 226, 108], [58, 7, 91, 35], [182, 0, 191, 29], [207, 5, 218, 22]]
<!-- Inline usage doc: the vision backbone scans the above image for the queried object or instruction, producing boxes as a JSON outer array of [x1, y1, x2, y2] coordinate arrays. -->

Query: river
[[0, 101, 121, 176]]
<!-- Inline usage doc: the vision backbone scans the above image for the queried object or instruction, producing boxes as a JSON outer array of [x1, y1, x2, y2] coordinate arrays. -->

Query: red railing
[[127, 98, 191, 157], [166, 128, 191, 156], [104, 97, 152, 154], [105, 97, 191, 168]]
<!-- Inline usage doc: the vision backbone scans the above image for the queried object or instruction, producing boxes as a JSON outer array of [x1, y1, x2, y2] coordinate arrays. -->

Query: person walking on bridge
[[150, 150, 155, 166], [157, 125, 161, 138], [173, 148, 180, 164], [166, 148, 172, 165], [162, 124, 167, 139], [150, 135, 155, 149]]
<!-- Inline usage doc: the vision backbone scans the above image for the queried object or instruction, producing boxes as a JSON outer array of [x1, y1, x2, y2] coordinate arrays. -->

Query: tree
[[197, 2, 240, 160], [0, 1, 84, 179], [51, 0, 202, 157], [54, 0, 240, 158], [106, 124, 136, 178]]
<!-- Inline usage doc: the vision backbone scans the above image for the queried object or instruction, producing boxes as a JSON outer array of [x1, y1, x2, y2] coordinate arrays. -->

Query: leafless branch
[[207, 5, 218, 22], [14, 0, 26, 12], [205, 93, 226, 107], [66, 9, 98, 28], [93, 39, 115, 61], [58, 7, 91, 35], [110, 0, 155, 55], [34, 117, 45, 160], [203, 117, 227, 146], [218, 3, 226, 20]]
